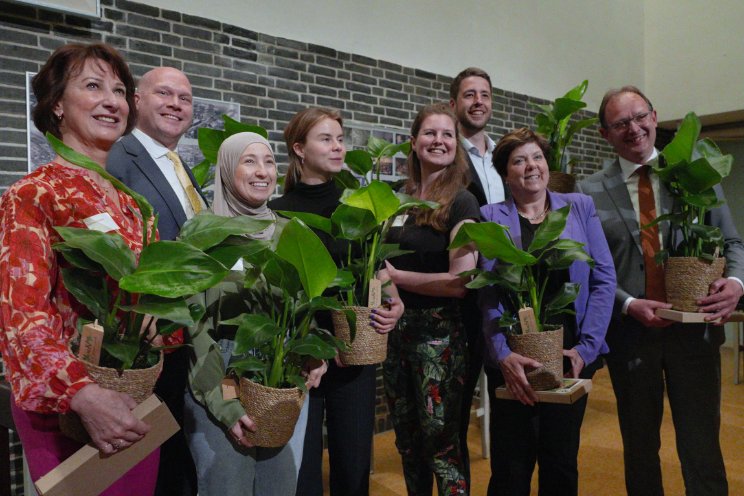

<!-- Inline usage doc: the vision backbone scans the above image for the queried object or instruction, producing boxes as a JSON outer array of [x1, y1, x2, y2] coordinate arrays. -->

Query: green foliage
[[195, 115, 270, 188], [648, 112, 732, 260], [450, 205, 593, 332], [532, 80, 598, 173], [226, 218, 348, 389], [47, 135, 266, 370]]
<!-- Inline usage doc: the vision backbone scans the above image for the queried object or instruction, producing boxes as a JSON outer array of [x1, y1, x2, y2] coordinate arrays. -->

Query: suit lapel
[[601, 159, 643, 256], [122, 135, 187, 227]]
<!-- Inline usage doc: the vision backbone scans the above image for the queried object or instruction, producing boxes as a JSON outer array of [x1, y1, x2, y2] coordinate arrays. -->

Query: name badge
[[392, 214, 408, 227], [83, 213, 119, 233]]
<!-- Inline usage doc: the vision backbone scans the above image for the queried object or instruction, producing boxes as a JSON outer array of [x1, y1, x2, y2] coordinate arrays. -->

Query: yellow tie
[[166, 151, 203, 215]]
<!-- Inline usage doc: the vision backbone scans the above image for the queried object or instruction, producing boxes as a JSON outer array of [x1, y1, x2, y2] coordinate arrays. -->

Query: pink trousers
[[11, 399, 159, 495]]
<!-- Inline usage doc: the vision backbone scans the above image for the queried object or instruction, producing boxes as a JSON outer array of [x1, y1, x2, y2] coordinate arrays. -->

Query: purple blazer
[[479, 191, 616, 367]]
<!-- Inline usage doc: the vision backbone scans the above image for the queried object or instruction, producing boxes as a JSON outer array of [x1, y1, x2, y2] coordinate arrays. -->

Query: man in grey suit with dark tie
[[578, 86, 743, 496], [107, 67, 205, 496]]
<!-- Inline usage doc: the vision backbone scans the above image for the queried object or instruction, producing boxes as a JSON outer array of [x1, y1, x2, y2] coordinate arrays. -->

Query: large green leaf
[[331, 204, 377, 241], [545, 246, 595, 270], [206, 236, 270, 269], [662, 112, 701, 165], [122, 295, 196, 327], [103, 340, 139, 370], [675, 158, 724, 194], [527, 205, 570, 253], [341, 181, 400, 225], [553, 98, 586, 122], [394, 192, 438, 214], [191, 159, 212, 189], [178, 213, 273, 250], [275, 218, 337, 299], [223, 115, 268, 139], [228, 313, 283, 354], [60, 267, 107, 321], [563, 80, 589, 100], [275, 211, 332, 234], [450, 222, 535, 265], [54, 227, 136, 281], [544, 282, 580, 315], [344, 150, 373, 176], [260, 253, 302, 297], [286, 333, 339, 360], [333, 169, 361, 190], [197, 128, 225, 164], [119, 241, 229, 297], [55, 246, 104, 272]]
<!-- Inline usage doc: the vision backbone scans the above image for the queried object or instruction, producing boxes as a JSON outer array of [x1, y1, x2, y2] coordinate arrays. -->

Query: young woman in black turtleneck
[[269, 107, 403, 496]]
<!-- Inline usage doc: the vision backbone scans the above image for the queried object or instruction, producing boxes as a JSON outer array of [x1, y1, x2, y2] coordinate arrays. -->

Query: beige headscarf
[[212, 132, 276, 240]]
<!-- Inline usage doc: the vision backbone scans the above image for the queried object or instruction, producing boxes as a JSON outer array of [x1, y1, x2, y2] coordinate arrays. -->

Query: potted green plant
[[47, 135, 270, 440], [450, 205, 594, 389], [647, 111, 733, 311], [278, 137, 436, 365], [533, 80, 598, 193], [219, 217, 349, 446]]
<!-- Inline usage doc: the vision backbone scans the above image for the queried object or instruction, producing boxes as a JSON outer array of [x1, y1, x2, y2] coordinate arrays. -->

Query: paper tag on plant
[[78, 320, 104, 365], [518, 307, 538, 334], [83, 212, 119, 232], [368, 278, 382, 307], [222, 377, 239, 400], [392, 214, 408, 227]]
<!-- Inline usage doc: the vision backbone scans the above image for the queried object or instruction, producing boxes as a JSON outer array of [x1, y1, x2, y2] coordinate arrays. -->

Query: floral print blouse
[[0, 163, 151, 414]]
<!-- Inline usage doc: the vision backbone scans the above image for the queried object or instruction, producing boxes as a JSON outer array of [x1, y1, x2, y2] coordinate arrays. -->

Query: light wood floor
[[323, 347, 744, 495]]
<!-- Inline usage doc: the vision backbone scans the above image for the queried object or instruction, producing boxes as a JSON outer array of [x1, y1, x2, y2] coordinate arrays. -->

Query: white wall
[[645, 0, 744, 121], [148, 0, 645, 111], [149, 0, 744, 121]]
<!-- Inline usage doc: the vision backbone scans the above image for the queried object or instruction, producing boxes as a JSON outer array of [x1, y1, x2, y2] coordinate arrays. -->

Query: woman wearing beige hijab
[[183, 132, 325, 496]]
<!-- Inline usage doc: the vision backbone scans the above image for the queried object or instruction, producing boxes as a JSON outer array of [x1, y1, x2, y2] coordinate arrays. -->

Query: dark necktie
[[638, 165, 666, 301]]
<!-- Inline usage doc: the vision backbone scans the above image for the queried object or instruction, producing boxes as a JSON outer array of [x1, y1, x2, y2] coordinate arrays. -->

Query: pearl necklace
[[517, 204, 549, 222]]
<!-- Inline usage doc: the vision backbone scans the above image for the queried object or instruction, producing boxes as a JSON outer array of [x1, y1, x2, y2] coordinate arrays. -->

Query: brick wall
[[0, 1, 616, 491], [0, 0, 614, 189]]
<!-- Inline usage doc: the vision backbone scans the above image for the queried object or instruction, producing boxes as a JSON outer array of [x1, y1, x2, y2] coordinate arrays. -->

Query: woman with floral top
[[0, 43, 161, 494]]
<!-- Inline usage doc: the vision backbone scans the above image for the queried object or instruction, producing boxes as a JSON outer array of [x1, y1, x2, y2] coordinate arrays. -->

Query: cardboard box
[[495, 378, 592, 404], [35, 395, 179, 496], [655, 308, 720, 324]]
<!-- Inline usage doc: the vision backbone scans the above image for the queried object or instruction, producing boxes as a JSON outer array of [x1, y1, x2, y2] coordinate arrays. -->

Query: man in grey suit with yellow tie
[[578, 86, 743, 496], [107, 67, 205, 496]]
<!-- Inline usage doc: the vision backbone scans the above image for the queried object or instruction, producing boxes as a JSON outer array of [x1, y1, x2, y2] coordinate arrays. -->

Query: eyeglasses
[[607, 111, 652, 132]]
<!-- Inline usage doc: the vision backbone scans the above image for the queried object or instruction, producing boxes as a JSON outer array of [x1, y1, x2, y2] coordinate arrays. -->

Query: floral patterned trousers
[[383, 306, 468, 496]]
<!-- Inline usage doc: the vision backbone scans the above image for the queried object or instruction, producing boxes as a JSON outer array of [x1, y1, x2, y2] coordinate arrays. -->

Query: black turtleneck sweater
[[268, 180, 348, 264]]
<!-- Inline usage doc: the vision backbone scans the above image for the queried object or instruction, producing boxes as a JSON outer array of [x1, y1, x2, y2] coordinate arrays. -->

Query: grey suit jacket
[[578, 158, 744, 354], [106, 133, 206, 241]]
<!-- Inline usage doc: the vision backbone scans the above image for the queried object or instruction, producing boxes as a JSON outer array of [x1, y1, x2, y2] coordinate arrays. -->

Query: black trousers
[[295, 362, 376, 496], [607, 324, 727, 496], [459, 291, 484, 486], [485, 364, 593, 496], [154, 347, 197, 496]]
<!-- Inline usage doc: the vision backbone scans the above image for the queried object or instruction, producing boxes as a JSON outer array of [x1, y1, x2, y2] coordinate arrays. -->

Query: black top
[[386, 190, 480, 309], [269, 180, 348, 264]]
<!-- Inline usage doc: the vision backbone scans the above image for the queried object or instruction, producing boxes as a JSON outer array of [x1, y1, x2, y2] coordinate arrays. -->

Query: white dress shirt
[[462, 135, 504, 204]]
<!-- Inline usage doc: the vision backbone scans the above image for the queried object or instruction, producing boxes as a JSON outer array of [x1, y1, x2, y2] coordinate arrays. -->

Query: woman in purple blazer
[[479, 128, 616, 496]]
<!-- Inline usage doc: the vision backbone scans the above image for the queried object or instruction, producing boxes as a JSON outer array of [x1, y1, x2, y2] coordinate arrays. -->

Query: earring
[[55, 112, 63, 120]]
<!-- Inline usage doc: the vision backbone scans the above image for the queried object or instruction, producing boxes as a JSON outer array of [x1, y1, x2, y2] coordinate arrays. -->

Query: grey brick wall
[[0, 1, 616, 488], [0, 0, 614, 190]]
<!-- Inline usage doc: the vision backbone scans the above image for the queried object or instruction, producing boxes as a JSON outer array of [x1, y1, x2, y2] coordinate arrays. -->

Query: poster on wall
[[12, 0, 100, 19], [25, 72, 240, 180]]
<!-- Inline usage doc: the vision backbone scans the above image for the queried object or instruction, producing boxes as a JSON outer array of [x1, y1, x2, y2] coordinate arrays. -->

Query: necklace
[[517, 204, 550, 222]]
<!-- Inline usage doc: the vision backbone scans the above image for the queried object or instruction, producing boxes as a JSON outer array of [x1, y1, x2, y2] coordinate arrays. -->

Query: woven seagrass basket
[[665, 257, 725, 312], [238, 378, 305, 447], [59, 355, 163, 443], [331, 306, 388, 365], [507, 327, 563, 390], [547, 172, 576, 194]]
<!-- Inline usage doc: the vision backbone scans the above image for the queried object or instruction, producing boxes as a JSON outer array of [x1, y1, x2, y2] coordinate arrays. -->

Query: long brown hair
[[282, 107, 343, 193], [405, 103, 470, 232]]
